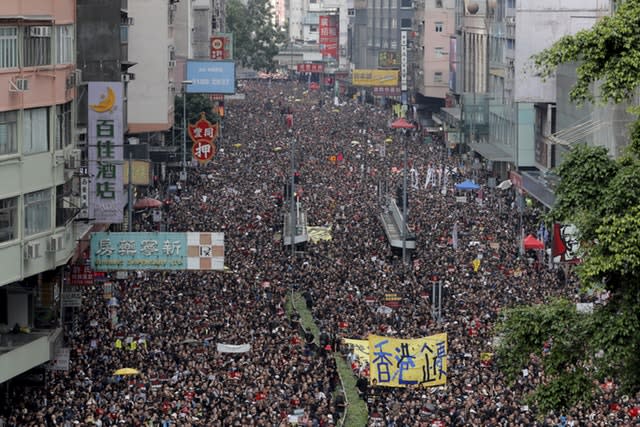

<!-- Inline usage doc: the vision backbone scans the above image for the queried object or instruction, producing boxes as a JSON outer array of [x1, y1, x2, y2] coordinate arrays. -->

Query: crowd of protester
[[2, 79, 639, 426]]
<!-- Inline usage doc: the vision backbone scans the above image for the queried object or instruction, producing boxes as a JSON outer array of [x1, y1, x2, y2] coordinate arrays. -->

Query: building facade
[[0, 0, 77, 384]]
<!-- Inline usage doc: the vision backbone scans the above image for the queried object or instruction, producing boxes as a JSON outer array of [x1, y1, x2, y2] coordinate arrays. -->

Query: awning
[[441, 107, 461, 122], [469, 143, 513, 162]]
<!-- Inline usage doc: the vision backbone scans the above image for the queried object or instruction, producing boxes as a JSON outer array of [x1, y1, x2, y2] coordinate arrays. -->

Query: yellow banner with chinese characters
[[344, 338, 370, 363], [368, 333, 447, 388], [352, 69, 400, 87]]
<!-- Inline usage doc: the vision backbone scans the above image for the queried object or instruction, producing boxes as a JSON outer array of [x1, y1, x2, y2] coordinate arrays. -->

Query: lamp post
[[289, 128, 296, 258], [390, 117, 415, 269], [181, 80, 193, 181]]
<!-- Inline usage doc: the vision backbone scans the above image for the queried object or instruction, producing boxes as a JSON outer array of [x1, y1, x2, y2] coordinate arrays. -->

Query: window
[[435, 47, 445, 58], [56, 103, 72, 150], [56, 25, 74, 64], [0, 197, 18, 243], [24, 189, 51, 236], [435, 0, 443, 7], [309, 25, 318, 33], [23, 108, 49, 154], [55, 183, 76, 227], [0, 111, 17, 155], [400, 18, 412, 29], [434, 71, 443, 82], [435, 21, 443, 32], [23, 26, 52, 67], [401, 0, 413, 7], [120, 25, 128, 43], [0, 27, 18, 69]]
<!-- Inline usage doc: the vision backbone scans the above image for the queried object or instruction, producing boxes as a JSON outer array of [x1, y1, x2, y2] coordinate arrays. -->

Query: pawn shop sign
[[188, 112, 218, 164]]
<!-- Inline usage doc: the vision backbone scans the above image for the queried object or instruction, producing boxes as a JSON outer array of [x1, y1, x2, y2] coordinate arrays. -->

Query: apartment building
[[0, 0, 77, 384]]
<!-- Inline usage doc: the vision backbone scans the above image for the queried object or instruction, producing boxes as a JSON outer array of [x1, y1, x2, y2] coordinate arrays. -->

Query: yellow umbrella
[[273, 147, 283, 152], [233, 143, 242, 148], [385, 137, 393, 144], [113, 368, 140, 376]]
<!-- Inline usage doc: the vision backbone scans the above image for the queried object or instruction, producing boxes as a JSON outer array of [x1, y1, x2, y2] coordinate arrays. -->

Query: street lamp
[[390, 117, 415, 268], [181, 80, 193, 181]]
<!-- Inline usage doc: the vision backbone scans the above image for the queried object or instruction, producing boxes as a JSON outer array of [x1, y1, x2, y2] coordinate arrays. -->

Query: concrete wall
[[514, 0, 609, 103], [0, 0, 75, 23], [128, 0, 173, 132], [422, 0, 455, 99]]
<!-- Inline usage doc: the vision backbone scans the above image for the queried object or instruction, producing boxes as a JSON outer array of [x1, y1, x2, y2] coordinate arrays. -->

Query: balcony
[[0, 328, 62, 383]]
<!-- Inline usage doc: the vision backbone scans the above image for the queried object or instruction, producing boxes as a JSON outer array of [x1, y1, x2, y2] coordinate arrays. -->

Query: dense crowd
[[2, 79, 639, 426]]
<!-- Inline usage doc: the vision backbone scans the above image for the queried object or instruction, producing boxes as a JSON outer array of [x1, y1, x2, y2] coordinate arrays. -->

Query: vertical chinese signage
[[88, 82, 124, 223], [400, 31, 408, 96], [210, 32, 234, 60], [188, 112, 218, 165], [319, 15, 339, 61]]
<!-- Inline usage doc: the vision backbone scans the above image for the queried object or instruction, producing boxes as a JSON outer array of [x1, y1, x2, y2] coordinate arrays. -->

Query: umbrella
[[113, 368, 140, 376], [455, 180, 480, 191], [390, 117, 415, 130], [134, 197, 163, 209]]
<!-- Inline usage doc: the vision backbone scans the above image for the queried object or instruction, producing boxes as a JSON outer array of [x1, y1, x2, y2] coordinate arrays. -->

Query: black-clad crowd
[[2, 80, 639, 426]]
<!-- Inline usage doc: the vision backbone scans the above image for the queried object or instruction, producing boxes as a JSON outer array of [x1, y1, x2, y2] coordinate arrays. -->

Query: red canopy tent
[[523, 234, 544, 250]]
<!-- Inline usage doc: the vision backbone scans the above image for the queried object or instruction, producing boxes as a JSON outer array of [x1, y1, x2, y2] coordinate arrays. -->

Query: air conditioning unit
[[121, 73, 136, 82], [17, 78, 29, 91], [127, 17, 135, 25], [30, 26, 51, 38], [66, 148, 82, 170], [168, 60, 176, 68], [48, 235, 64, 252], [505, 16, 515, 25], [67, 69, 83, 88], [25, 242, 41, 259], [9, 78, 30, 92]]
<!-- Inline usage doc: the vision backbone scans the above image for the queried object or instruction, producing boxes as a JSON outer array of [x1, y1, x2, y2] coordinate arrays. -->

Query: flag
[[551, 223, 566, 259]]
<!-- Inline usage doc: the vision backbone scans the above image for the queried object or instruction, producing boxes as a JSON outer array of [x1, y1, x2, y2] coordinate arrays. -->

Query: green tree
[[226, 0, 285, 72], [497, 0, 640, 413]]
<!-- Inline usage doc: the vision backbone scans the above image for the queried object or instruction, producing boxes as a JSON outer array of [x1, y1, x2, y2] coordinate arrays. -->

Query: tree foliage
[[497, 1, 640, 414], [226, 0, 285, 72], [174, 94, 217, 128]]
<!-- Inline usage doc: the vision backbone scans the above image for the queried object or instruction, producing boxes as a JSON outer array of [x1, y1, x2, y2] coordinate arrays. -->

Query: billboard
[[378, 51, 399, 68], [449, 36, 457, 93], [123, 160, 151, 185], [88, 82, 125, 224], [186, 60, 236, 94], [210, 33, 234, 60], [319, 15, 339, 60], [297, 63, 325, 73], [352, 69, 400, 87], [91, 232, 224, 271]]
